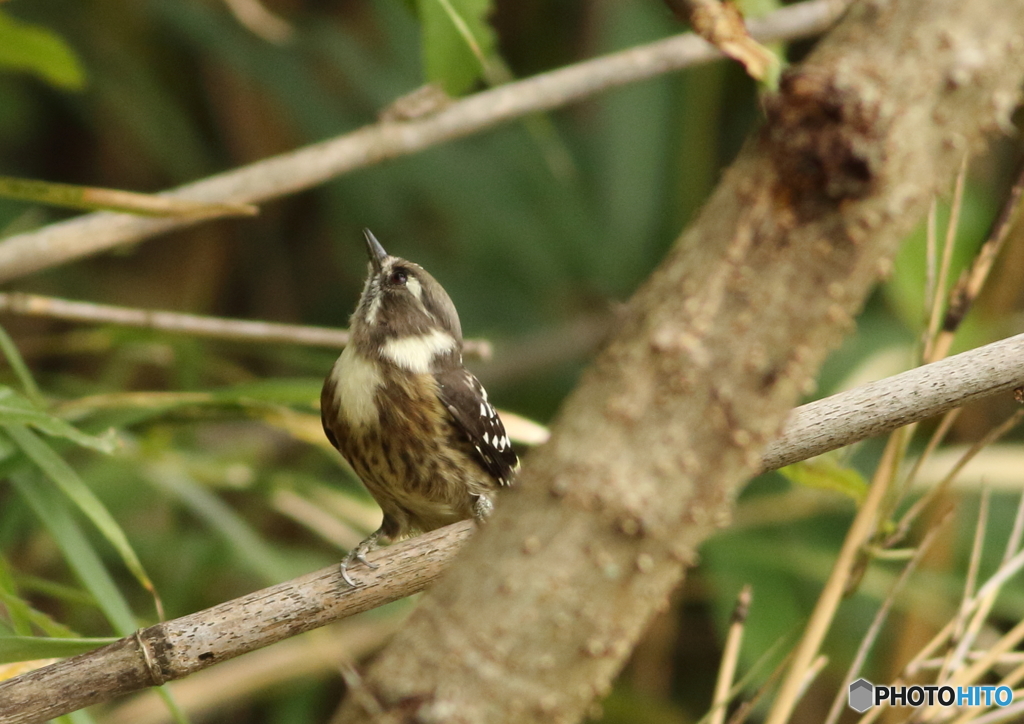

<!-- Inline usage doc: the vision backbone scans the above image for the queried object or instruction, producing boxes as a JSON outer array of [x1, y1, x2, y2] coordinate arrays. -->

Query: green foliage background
[[0, 1, 1022, 723]]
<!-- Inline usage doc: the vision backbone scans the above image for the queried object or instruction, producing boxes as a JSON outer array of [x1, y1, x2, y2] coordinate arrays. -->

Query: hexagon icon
[[849, 678, 874, 713]]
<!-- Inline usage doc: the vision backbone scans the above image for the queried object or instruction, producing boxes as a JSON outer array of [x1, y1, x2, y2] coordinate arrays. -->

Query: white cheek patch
[[381, 329, 457, 373], [330, 345, 382, 428], [406, 276, 423, 302]]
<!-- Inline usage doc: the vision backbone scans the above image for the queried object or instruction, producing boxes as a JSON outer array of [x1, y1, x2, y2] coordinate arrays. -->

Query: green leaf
[[0, 386, 117, 454], [67, 710, 99, 724], [9, 470, 138, 636], [417, 0, 495, 95], [4, 425, 156, 607], [10, 573, 96, 609], [0, 323, 42, 406], [0, 10, 85, 90], [0, 636, 115, 665], [146, 459, 295, 586], [0, 555, 34, 636], [779, 458, 869, 504]]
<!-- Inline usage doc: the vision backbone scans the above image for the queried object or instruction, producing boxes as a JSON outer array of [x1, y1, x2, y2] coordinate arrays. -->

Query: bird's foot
[[472, 494, 494, 524], [339, 530, 382, 588]]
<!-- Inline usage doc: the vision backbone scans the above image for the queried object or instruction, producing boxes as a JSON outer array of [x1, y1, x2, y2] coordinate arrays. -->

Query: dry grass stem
[[889, 408, 962, 543], [796, 655, 830, 704], [723, 630, 802, 724], [939, 488, 992, 683], [943, 158, 1024, 336], [924, 156, 968, 362], [763, 441, 899, 724], [710, 585, 753, 724], [914, 653, 1024, 672], [925, 198, 939, 317], [893, 410, 1024, 548], [822, 510, 954, 724], [954, 698, 1024, 724], [947, 617, 1024, 689]]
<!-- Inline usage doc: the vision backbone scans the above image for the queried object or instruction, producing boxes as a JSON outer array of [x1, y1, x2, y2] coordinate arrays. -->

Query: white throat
[[380, 329, 458, 374], [329, 344, 382, 429]]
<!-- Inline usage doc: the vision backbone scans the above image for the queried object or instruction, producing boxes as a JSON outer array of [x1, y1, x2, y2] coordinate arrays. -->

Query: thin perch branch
[[0, 523, 475, 724], [0, 292, 492, 358], [761, 332, 1024, 471], [0, 0, 849, 284], [1, 331, 1022, 723]]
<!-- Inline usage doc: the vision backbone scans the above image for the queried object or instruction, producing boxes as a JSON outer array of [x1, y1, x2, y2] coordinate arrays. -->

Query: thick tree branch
[[1, 331, 1022, 723], [0, 0, 847, 284], [327, 1, 1024, 722]]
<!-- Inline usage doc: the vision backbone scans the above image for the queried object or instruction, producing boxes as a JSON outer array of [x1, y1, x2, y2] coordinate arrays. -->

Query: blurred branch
[[2, 330, 1023, 722], [663, 0, 779, 81], [0, 292, 492, 359], [478, 310, 612, 386], [0, 0, 849, 284], [0, 176, 258, 218], [221, 0, 293, 44]]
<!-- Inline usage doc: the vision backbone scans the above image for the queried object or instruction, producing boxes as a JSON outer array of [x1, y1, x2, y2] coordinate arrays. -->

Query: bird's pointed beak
[[363, 229, 388, 273]]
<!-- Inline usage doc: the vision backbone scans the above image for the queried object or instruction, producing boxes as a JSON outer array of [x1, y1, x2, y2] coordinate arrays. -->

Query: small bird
[[321, 229, 519, 586]]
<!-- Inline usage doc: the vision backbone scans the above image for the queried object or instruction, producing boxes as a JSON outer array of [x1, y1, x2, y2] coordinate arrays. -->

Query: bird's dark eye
[[389, 268, 408, 286]]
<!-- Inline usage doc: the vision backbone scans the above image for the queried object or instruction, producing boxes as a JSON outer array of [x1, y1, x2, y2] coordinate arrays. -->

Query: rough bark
[[330, 1, 1024, 722]]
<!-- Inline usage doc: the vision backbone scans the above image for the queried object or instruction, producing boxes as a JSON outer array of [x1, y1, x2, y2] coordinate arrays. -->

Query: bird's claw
[[356, 552, 378, 569], [472, 494, 494, 524], [339, 561, 359, 588], [339, 532, 382, 588]]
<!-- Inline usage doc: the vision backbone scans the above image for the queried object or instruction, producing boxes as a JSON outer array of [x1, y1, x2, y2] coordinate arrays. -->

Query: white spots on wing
[[381, 329, 457, 373], [479, 402, 488, 417], [330, 345, 382, 428], [470, 372, 489, 401], [483, 432, 490, 446]]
